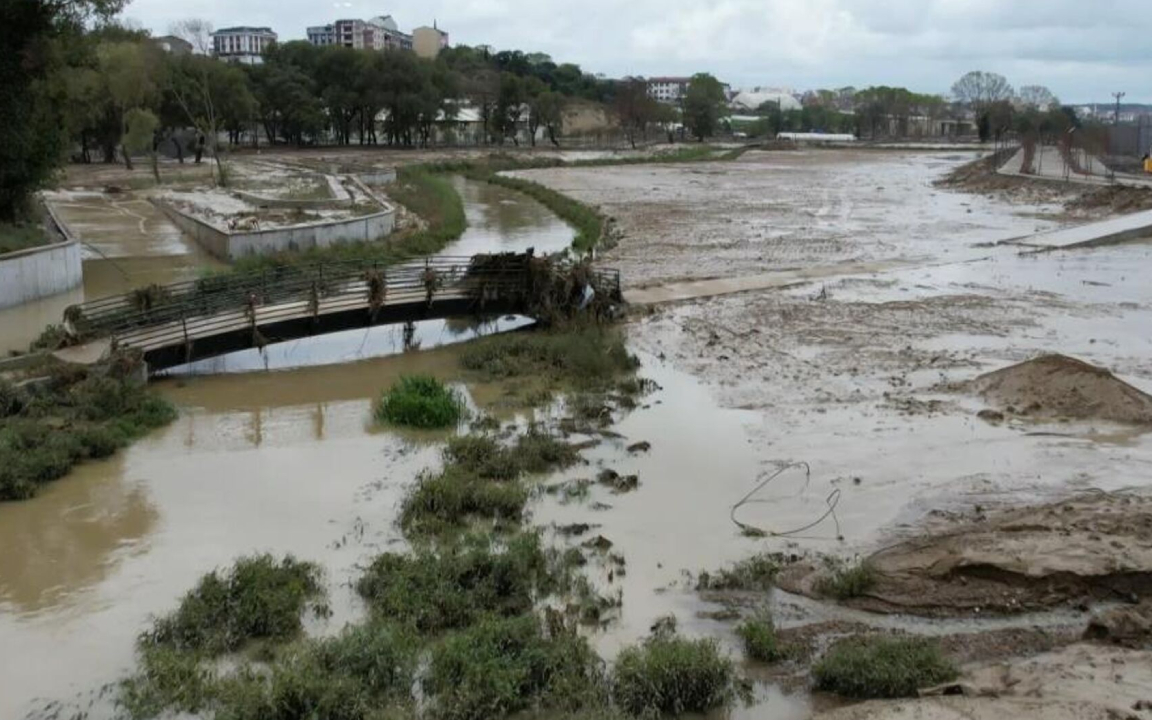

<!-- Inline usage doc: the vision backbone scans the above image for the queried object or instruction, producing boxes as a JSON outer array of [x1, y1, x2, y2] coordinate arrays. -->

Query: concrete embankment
[[0, 202, 83, 309]]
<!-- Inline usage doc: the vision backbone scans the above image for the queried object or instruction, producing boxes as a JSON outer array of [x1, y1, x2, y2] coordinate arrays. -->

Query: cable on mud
[[730, 461, 844, 540]]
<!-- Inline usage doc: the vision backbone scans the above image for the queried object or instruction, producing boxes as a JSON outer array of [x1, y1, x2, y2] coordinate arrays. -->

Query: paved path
[[1015, 208, 1152, 250], [623, 261, 900, 305], [1000, 147, 1152, 189]]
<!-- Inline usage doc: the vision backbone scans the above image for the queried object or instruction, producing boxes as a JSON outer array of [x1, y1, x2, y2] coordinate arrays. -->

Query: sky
[[122, 0, 1152, 104]]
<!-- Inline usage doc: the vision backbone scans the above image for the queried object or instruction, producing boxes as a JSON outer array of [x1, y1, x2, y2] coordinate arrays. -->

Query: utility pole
[[1113, 91, 1126, 125]]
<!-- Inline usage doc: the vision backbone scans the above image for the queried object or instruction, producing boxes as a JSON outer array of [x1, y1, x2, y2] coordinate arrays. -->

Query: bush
[[375, 375, 465, 429], [696, 553, 782, 591], [401, 465, 530, 534], [118, 646, 217, 720], [212, 651, 372, 720], [735, 612, 784, 662], [426, 614, 604, 720], [313, 622, 418, 698], [611, 634, 735, 716], [0, 368, 176, 502], [816, 559, 878, 600], [812, 636, 958, 698], [141, 555, 324, 654], [445, 428, 580, 481], [460, 328, 637, 390], [355, 534, 550, 632]]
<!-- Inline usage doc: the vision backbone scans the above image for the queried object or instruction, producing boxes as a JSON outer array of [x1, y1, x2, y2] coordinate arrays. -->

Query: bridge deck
[[59, 253, 621, 372]]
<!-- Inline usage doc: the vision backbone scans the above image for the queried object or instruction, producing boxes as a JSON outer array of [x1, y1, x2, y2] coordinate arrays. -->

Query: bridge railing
[[64, 253, 622, 343]]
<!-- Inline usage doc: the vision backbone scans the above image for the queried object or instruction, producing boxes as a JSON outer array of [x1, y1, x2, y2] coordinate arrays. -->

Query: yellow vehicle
[[1145, 156, 1152, 174]]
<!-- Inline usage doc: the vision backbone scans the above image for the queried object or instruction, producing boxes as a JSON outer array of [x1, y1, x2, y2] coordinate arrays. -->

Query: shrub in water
[[611, 634, 735, 716], [375, 375, 464, 429], [426, 614, 604, 720], [696, 552, 782, 591], [141, 554, 324, 654], [816, 559, 878, 600], [812, 635, 958, 698], [460, 329, 638, 390], [401, 466, 530, 534], [735, 611, 785, 662], [356, 534, 550, 632]]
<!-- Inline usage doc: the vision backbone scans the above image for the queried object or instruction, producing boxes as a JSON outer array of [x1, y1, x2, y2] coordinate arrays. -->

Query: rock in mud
[[970, 354, 1152, 424], [780, 492, 1152, 616], [626, 440, 652, 453], [1085, 601, 1152, 649], [597, 468, 639, 493]]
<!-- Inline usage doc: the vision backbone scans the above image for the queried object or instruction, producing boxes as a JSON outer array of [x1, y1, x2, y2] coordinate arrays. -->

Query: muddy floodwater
[[5, 150, 1152, 719]]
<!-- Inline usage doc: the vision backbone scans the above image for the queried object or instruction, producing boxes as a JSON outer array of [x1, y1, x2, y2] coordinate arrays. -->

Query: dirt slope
[[972, 354, 1152, 424]]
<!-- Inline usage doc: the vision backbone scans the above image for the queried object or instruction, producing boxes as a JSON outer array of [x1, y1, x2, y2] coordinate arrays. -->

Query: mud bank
[[518, 149, 1062, 286], [779, 490, 1152, 615]]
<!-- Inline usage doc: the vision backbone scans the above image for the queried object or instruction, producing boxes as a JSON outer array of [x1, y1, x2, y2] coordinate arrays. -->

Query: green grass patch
[[374, 375, 465, 429], [400, 465, 531, 534], [355, 534, 555, 633], [426, 614, 604, 720], [446, 427, 580, 480], [816, 559, 878, 600], [140, 554, 324, 655], [611, 633, 736, 716], [0, 368, 177, 501], [696, 552, 782, 592], [460, 327, 637, 391], [735, 611, 785, 663], [0, 222, 49, 255], [813, 636, 958, 699]]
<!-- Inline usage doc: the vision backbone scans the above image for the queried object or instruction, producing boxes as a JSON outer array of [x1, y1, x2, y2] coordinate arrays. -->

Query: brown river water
[[5, 162, 1145, 720], [0, 177, 790, 719]]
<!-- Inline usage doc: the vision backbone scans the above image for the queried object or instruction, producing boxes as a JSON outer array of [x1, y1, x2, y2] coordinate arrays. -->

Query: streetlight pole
[[1113, 91, 1126, 125]]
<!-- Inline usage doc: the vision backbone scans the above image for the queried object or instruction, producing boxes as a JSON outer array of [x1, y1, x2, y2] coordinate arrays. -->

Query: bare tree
[[168, 19, 230, 185], [1016, 85, 1059, 111], [951, 71, 1014, 115]]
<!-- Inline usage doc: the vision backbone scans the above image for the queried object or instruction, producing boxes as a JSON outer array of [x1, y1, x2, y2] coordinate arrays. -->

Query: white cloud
[[121, 0, 1152, 102]]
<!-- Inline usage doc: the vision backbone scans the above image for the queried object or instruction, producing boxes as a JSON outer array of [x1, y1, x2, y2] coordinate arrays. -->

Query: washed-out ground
[[4, 148, 1152, 719]]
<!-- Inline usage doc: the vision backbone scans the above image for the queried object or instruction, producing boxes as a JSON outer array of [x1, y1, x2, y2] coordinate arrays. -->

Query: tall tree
[[951, 71, 1014, 115], [1017, 85, 1059, 111], [682, 73, 728, 142], [1, 0, 124, 221], [612, 78, 658, 148]]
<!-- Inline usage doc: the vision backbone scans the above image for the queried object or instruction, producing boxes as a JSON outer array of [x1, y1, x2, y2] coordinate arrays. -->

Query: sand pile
[[971, 354, 1152, 424]]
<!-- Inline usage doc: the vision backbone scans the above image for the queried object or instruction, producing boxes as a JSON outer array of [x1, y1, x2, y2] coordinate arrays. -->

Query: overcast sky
[[122, 0, 1152, 104]]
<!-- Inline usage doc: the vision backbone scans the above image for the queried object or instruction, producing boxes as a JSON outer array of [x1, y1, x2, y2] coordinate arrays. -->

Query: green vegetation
[[461, 327, 637, 390], [355, 534, 552, 632], [735, 611, 786, 662], [374, 375, 465, 429], [427, 614, 604, 720], [696, 552, 782, 591], [682, 73, 730, 142], [140, 554, 324, 655], [816, 559, 878, 600], [611, 634, 736, 716], [0, 367, 176, 501], [0, 222, 49, 254], [401, 429, 577, 534], [813, 636, 958, 699]]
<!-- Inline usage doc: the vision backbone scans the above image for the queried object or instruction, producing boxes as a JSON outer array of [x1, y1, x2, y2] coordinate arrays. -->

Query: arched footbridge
[[58, 253, 622, 373]]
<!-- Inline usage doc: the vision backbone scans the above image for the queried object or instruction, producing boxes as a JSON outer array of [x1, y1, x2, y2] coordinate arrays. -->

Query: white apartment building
[[306, 16, 413, 51], [211, 26, 277, 65], [646, 77, 691, 104]]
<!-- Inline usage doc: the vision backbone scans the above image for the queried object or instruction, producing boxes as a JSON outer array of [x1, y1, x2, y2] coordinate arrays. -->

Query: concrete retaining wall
[[0, 202, 84, 309], [152, 198, 395, 261], [233, 176, 354, 210]]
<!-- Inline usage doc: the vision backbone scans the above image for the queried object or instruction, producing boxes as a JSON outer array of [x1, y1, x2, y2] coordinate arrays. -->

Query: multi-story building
[[646, 77, 691, 104], [306, 16, 412, 51], [211, 26, 277, 65], [412, 23, 449, 59]]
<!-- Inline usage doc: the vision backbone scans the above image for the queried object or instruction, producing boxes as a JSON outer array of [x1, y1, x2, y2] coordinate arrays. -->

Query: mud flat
[[516, 149, 1064, 286]]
